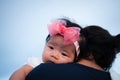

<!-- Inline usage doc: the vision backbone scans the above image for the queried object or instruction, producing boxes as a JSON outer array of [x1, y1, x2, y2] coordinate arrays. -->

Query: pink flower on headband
[[48, 21, 80, 44]]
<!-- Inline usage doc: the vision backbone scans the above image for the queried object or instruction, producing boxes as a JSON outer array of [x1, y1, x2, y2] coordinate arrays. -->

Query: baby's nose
[[51, 51, 60, 60]]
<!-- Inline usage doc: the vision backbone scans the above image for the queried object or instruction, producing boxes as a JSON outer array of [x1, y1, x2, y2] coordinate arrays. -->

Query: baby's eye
[[48, 46, 54, 50], [61, 52, 68, 57]]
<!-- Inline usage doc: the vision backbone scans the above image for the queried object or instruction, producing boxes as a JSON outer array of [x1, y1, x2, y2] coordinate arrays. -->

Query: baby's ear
[[114, 34, 120, 53]]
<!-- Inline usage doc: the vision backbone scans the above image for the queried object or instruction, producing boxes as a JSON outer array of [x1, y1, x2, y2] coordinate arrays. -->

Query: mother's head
[[77, 25, 120, 70]]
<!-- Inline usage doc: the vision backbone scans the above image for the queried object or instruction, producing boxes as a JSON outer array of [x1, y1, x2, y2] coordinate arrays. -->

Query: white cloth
[[110, 68, 120, 80], [109, 53, 120, 80], [27, 57, 43, 68]]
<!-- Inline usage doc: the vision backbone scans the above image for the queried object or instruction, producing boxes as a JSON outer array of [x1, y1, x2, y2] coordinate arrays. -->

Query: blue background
[[0, 0, 120, 80]]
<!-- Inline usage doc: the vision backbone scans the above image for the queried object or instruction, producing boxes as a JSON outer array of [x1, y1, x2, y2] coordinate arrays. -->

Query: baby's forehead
[[48, 35, 64, 44], [47, 40, 67, 48], [47, 38, 75, 50]]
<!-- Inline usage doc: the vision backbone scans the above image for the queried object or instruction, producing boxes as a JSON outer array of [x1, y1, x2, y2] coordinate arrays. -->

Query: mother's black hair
[[78, 25, 120, 70]]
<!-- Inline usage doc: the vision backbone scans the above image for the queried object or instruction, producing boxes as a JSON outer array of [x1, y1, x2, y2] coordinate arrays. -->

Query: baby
[[9, 18, 82, 80]]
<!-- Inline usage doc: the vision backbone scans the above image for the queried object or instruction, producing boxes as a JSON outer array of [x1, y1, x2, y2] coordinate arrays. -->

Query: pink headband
[[48, 21, 80, 56]]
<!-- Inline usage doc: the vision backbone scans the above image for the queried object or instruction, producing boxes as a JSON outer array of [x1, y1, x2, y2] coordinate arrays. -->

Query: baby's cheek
[[42, 55, 51, 63], [63, 58, 74, 63], [42, 55, 47, 62]]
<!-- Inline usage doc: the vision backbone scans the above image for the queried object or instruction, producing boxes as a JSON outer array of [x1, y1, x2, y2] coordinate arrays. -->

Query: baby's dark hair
[[77, 25, 120, 70], [45, 18, 82, 61]]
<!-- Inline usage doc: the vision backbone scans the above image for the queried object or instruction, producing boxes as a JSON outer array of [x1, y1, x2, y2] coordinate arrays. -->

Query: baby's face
[[42, 35, 76, 64]]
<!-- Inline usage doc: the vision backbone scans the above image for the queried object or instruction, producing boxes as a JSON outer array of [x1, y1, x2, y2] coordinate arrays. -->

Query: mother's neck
[[77, 59, 104, 71]]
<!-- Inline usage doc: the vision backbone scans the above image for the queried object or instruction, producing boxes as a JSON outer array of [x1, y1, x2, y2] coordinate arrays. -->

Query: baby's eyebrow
[[47, 41, 57, 46], [62, 49, 69, 53]]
